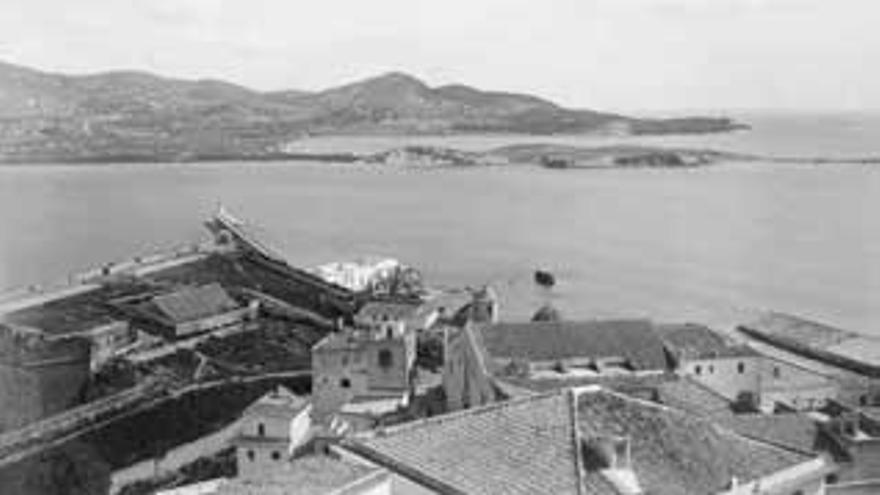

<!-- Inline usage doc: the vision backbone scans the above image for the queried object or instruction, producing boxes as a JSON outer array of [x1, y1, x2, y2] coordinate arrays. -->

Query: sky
[[1, 0, 878, 112]]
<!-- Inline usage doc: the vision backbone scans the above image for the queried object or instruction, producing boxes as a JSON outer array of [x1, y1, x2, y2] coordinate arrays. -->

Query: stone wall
[[0, 335, 90, 432]]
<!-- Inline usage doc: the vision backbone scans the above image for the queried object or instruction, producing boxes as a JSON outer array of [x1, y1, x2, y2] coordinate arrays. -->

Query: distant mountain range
[[0, 61, 746, 163]]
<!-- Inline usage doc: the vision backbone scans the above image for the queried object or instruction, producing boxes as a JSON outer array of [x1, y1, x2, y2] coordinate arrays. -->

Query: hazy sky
[[1, 0, 878, 112]]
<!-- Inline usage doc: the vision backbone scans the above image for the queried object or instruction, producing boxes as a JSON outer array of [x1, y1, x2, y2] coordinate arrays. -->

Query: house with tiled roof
[[336, 386, 834, 494], [736, 312, 880, 409], [120, 283, 255, 339], [355, 300, 439, 338], [659, 322, 839, 413], [233, 386, 314, 480], [442, 318, 670, 411], [311, 325, 417, 427]]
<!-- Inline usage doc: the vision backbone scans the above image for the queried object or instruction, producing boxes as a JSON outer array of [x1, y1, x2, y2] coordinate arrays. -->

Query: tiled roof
[[655, 323, 758, 361], [312, 332, 363, 352], [655, 377, 735, 418], [343, 387, 815, 494], [479, 320, 668, 371], [577, 390, 813, 494], [345, 389, 615, 495], [498, 373, 734, 419], [151, 283, 240, 323], [215, 454, 385, 495], [244, 386, 310, 420], [497, 372, 674, 398], [714, 413, 823, 456], [312, 330, 397, 353]]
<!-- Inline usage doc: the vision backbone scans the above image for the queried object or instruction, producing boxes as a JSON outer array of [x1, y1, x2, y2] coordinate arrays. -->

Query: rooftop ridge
[[487, 318, 653, 328], [358, 387, 573, 440], [578, 383, 682, 414], [711, 422, 817, 461], [567, 387, 589, 495], [599, 385, 818, 464], [671, 375, 734, 405], [716, 414, 822, 457]]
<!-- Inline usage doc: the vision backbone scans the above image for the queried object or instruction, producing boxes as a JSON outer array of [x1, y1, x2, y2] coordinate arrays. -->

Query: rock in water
[[532, 304, 562, 322], [534, 270, 555, 288]]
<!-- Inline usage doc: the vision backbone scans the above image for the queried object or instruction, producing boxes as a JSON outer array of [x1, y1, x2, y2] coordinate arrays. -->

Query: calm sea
[[2, 112, 880, 333]]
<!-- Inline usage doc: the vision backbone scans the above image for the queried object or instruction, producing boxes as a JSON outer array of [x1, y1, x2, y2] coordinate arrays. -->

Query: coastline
[[2, 143, 878, 169]]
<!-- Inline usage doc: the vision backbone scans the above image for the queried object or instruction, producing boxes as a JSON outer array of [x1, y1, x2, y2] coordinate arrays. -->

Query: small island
[[352, 143, 747, 169]]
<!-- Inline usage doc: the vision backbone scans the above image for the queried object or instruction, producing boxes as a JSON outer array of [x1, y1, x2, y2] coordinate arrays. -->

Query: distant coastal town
[[0, 210, 879, 494]]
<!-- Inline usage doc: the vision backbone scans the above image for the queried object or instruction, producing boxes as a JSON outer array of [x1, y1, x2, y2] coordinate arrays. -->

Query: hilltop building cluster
[[5, 212, 880, 494], [155, 280, 880, 495]]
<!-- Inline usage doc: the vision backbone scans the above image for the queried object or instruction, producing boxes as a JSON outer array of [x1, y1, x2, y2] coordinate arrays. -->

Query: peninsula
[[0, 61, 746, 164]]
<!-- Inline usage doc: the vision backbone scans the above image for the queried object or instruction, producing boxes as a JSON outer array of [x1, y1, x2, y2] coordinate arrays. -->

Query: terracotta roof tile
[[577, 390, 813, 494], [656, 323, 758, 361], [344, 387, 816, 494], [479, 320, 667, 371], [655, 377, 735, 418], [346, 390, 613, 495], [715, 413, 826, 455], [244, 386, 310, 420], [151, 283, 240, 323], [496, 372, 673, 399]]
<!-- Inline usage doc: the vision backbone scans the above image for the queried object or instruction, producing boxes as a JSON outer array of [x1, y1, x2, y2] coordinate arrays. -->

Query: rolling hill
[[0, 61, 745, 163]]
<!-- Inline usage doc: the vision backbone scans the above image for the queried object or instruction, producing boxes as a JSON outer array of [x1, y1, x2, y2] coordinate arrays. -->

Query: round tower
[[0, 325, 91, 432]]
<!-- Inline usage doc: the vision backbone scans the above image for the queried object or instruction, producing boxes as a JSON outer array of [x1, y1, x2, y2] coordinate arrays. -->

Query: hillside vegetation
[[0, 61, 746, 163]]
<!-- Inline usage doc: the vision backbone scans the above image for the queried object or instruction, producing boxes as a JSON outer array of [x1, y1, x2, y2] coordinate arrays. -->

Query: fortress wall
[[0, 336, 90, 433]]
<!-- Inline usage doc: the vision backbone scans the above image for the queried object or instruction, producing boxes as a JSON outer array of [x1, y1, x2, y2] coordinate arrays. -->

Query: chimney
[[583, 435, 642, 495], [582, 435, 632, 471]]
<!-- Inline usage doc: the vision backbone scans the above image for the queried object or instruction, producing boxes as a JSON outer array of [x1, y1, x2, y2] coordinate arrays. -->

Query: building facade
[[124, 283, 254, 339], [659, 323, 839, 412], [233, 387, 312, 480], [738, 312, 880, 408], [311, 326, 416, 420], [443, 318, 670, 412], [354, 301, 438, 338]]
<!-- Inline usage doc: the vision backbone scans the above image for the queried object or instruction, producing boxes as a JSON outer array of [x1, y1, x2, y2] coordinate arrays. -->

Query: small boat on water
[[534, 270, 555, 288]]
